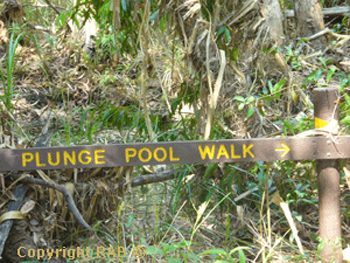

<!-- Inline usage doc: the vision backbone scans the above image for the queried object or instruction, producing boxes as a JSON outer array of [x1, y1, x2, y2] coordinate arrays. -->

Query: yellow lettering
[[118, 247, 126, 257], [62, 247, 67, 257], [28, 249, 35, 257], [125, 148, 137, 163], [231, 144, 241, 158], [139, 148, 152, 162], [154, 147, 167, 162], [97, 247, 106, 257], [48, 151, 60, 166], [107, 247, 117, 257], [17, 246, 26, 257], [86, 247, 92, 258], [217, 144, 229, 159], [37, 249, 45, 260], [243, 143, 255, 158], [56, 248, 62, 257], [76, 247, 85, 258], [68, 248, 76, 260], [94, 149, 105, 164], [169, 147, 180, 161], [78, 150, 91, 164], [64, 151, 76, 165], [22, 153, 34, 167], [198, 145, 216, 160], [35, 152, 46, 167], [47, 249, 54, 260]]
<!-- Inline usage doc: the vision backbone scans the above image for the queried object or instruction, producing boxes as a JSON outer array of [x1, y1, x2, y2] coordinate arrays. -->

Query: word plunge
[[22, 149, 106, 168]]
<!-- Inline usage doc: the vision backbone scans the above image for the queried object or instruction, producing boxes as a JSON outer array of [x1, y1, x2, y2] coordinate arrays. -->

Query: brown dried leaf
[[20, 199, 36, 214]]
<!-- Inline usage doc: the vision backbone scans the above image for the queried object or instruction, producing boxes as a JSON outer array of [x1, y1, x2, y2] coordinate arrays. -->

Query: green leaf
[[146, 246, 165, 256], [246, 105, 254, 119], [166, 258, 182, 263], [224, 26, 231, 43], [162, 243, 177, 253], [150, 10, 158, 22], [268, 79, 274, 94], [217, 26, 225, 37], [234, 96, 245, 102], [273, 79, 286, 99], [200, 248, 228, 256], [229, 246, 250, 256], [126, 214, 134, 227], [246, 96, 255, 103], [306, 69, 321, 82], [297, 38, 309, 44], [238, 250, 246, 263], [121, 0, 127, 11], [327, 66, 336, 83], [174, 241, 190, 248], [319, 57, 327, 66], [238, 103, 244, 111], [341, 116, 350, 125], [282, 120, 295, 135]]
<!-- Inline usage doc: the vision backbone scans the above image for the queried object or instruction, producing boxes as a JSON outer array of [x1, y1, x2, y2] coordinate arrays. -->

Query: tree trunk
[[262, 0, 285, 47], [294, 0, 327, 46]]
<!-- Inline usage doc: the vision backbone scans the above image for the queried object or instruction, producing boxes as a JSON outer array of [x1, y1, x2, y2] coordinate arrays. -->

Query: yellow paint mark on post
[[315, 117, 329, 129]]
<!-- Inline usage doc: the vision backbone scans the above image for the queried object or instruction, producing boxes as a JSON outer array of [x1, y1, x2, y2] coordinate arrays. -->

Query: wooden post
[[314, 87, 342, 262]]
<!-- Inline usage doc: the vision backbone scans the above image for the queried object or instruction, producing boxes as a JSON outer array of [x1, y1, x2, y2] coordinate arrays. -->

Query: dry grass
[[1, 0, 350, 262]]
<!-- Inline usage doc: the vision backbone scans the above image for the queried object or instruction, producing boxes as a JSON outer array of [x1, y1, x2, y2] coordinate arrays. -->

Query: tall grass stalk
[[0, 30, 25, 112], [185, 192, 231, 260]]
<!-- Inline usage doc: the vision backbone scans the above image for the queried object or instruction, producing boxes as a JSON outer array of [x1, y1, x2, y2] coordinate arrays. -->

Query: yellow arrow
[[275, 142, 290, 157]]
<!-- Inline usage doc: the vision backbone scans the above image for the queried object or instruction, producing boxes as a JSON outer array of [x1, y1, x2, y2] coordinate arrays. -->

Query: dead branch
[[131, 169, 177, 187], [10, 174, 92, 230], [42, 0, 61, 15], [286, 6, 350, 18]]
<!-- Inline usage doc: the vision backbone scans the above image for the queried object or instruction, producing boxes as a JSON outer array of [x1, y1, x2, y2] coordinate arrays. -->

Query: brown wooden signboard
[[0, 88, 345, 262], [0, 135, 349, 172]]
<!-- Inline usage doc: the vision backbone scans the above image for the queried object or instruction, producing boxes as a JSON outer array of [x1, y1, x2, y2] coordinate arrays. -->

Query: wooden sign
[[0, 135, 349, 172]]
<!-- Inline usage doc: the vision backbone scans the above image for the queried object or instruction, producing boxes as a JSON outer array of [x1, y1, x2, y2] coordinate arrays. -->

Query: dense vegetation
[[1, 0, 350, 262]]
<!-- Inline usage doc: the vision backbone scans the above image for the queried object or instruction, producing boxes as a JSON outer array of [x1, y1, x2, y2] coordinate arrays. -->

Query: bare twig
[[43, 0, 61, 15]]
